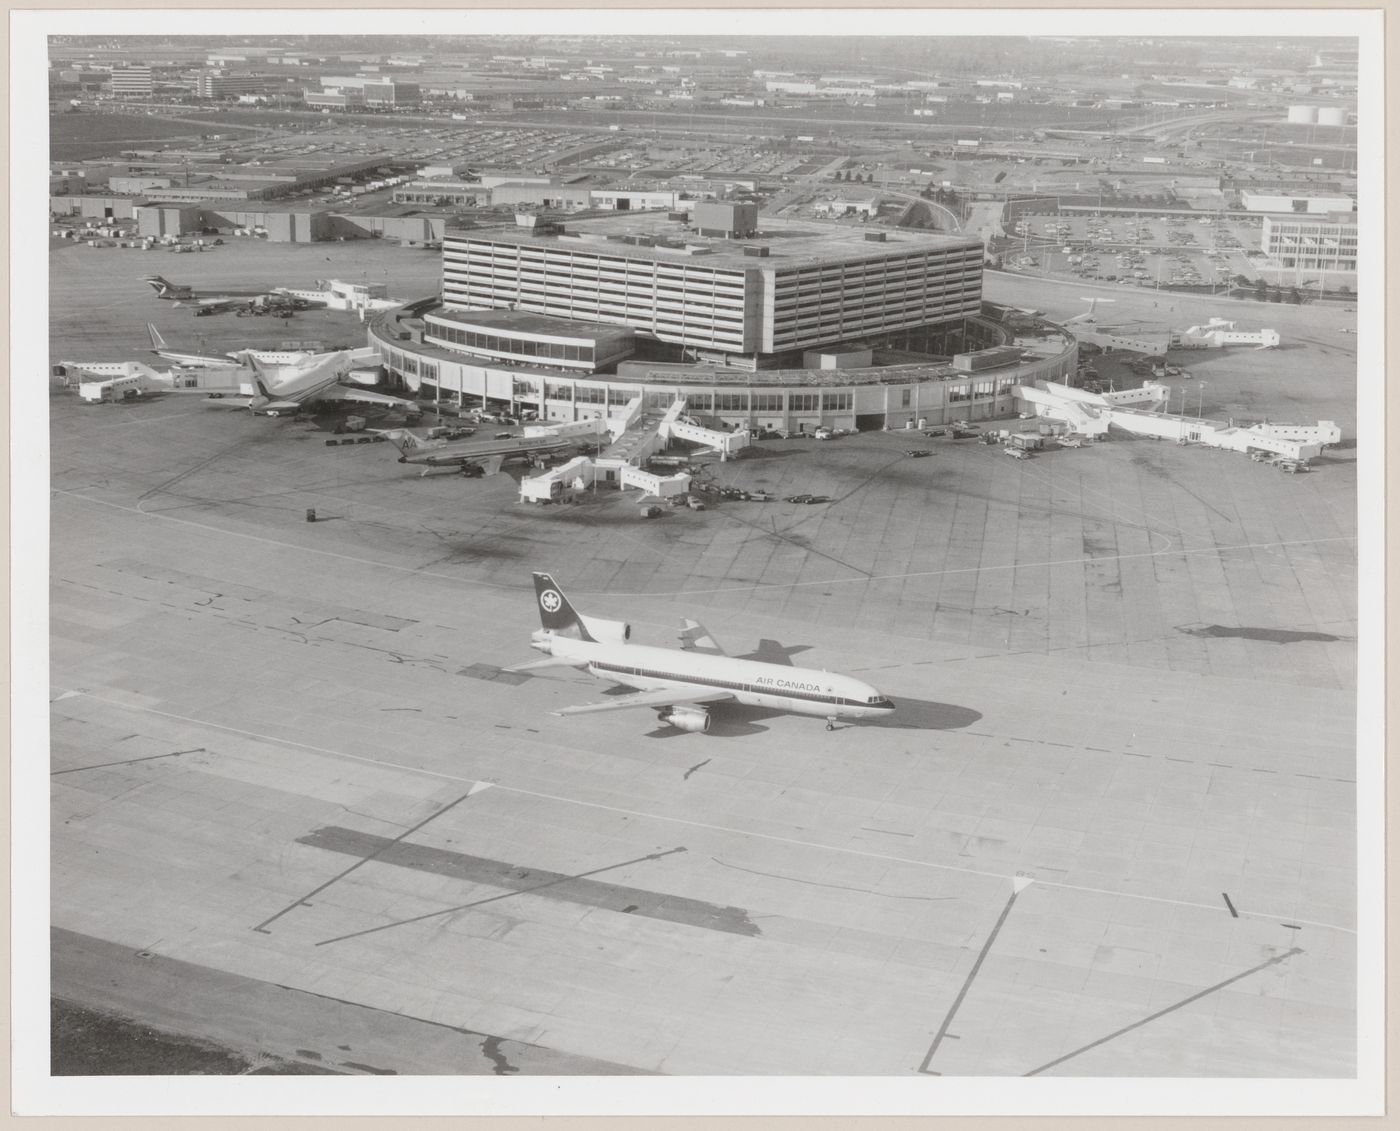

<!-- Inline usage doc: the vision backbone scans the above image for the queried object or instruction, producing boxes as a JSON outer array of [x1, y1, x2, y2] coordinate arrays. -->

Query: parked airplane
[[143, 275, 296, 315], [511, 573, 895, 733], [146, 323, 321, 371], [1064, 296, 1116, 326], [208, 352, 418, 415], [377, 429, 572, 476]]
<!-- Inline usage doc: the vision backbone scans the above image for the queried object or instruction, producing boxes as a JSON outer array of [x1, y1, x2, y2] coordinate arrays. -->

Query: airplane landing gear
[[825, 717, 837, 731]]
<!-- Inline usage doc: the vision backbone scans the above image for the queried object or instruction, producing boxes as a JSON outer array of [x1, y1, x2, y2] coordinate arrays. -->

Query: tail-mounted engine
[[579, 614, 630, 644]]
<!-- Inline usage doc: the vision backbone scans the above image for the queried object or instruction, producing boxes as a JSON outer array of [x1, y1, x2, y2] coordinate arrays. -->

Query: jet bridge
[[1018, 381, 1339, 458], [518, 456, 690, 505], [657, 398, 750, 459]]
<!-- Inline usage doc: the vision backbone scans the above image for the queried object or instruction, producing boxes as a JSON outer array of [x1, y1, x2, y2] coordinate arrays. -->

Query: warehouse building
[[1240, 190, 1356, 215]]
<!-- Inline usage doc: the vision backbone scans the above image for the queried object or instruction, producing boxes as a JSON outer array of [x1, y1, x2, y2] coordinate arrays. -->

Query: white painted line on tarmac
[[52, 489, 1355, 609], [606, 534, 1357, 600], [52, 488, 491, 588], [65, 690, 1357, 937]]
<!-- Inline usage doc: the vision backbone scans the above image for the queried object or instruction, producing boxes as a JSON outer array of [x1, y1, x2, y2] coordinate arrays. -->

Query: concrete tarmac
[[45, 240, 1360, 1077]]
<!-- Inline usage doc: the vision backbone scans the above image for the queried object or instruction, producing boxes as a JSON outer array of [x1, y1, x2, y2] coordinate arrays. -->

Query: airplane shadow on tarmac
[[642, 696, 982, 740]]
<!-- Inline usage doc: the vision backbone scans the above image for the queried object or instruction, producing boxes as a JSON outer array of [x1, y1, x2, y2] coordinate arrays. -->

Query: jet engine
[[658, 705, 711, 733], [579, 614, 630, 644]]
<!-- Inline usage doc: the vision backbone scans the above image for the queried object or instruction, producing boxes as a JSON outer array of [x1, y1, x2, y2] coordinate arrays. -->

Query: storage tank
[[1316, 106, 1347, 127], [1286, 105, 1319, 124]]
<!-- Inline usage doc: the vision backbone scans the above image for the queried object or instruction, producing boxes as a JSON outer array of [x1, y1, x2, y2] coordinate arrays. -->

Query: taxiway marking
[[52, 490, 1354, 607], [918, 882, 1027, 1075], [51, 747, 204, 776], [63, 692, 1358, 937], [252, 788, 478, 934], [1023, 947, 1304, 1076], [313, 846, 687, 947]]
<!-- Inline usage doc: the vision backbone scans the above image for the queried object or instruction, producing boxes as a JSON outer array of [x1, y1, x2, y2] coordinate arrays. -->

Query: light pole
[[1196, 381, 1206, 420]]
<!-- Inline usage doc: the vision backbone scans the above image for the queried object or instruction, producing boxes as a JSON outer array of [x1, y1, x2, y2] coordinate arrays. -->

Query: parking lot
[[1006, 212, 1274, 293]]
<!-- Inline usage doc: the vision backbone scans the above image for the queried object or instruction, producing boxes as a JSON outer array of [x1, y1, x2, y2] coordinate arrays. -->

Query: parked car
[[1004, 447, 1030, 460], [803, 495, 833, 504], [1059, 436, 1086, 448], [905, 449, 933, 458], [784, 493, 814, 504]]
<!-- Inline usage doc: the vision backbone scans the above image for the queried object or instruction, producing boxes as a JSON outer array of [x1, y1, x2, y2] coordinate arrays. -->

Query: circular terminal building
[[367, 203, 1078, 434]]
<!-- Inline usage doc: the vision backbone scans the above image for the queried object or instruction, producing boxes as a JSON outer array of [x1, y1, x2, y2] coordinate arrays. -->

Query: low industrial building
[[1240, 191, 1356, 215]]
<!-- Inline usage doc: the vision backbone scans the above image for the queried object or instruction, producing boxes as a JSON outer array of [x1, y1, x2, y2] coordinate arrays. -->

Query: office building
[[109, 66, 152, 97], [1261, 213, 1358, 271], [440, 205, 984, 365]]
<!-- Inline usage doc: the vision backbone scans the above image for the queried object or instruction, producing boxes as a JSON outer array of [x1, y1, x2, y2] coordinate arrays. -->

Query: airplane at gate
[[146, 324, 316, 370], [512, 573, 895, 733], [377, 429, 572, 476], [211, 352, 418, 415]]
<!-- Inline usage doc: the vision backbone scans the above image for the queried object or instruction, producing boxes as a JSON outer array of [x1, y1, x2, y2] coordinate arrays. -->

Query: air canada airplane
[[512, 573, 896, 733]]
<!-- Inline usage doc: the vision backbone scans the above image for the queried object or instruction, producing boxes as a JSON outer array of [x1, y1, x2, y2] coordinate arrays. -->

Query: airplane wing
[[678, 618, 727, 655], [315, 385, 418, 410], [551, 687, 732, 717], [505, 655, 589, 673]]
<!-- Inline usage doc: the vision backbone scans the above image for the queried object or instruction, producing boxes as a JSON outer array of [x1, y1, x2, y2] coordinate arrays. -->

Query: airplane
[[56, 357, 252, 399], [143, 275, 289, 315], [146, 324, 318, 370], [208, 352, 419, 416], [510, 573, 896, 733], [1063, 296, 1116, 326], [377, 428, 573, 476]]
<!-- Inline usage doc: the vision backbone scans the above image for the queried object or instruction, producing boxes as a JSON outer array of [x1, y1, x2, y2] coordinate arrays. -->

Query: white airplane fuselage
[[531, 630, 894, 722]]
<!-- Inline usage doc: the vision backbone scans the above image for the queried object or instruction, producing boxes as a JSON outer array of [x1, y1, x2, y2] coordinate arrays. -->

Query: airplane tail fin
[[532, 573, 595, 642], [374, 428, 422, 453], [146, 323, 167, 351], [144, 276, 170, 297]]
